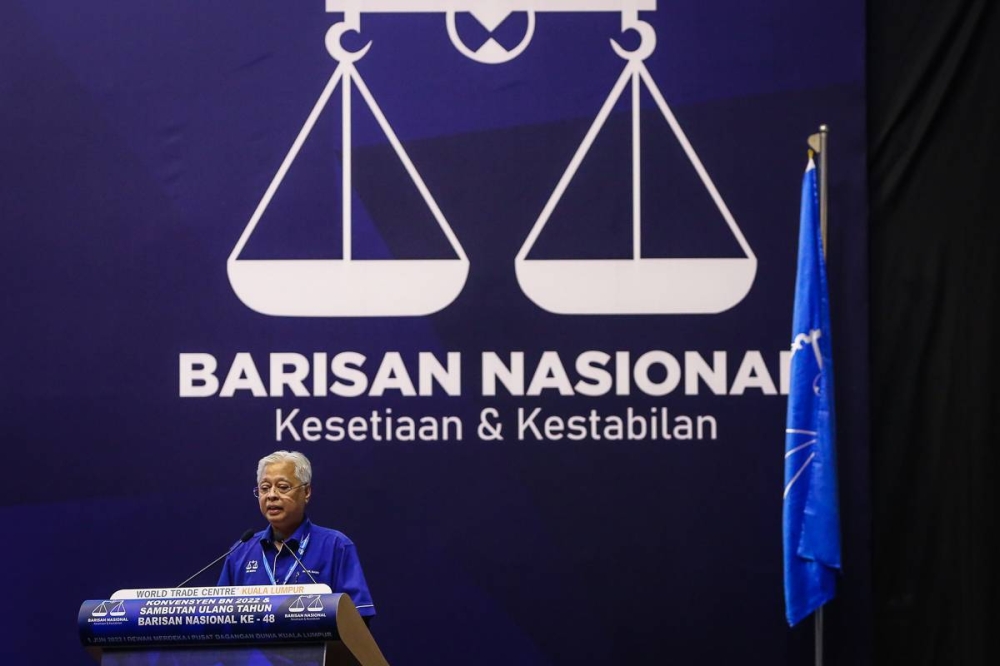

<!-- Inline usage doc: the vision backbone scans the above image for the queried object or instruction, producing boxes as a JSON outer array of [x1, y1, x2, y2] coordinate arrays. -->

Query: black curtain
[[869, 1, 1000, 663]]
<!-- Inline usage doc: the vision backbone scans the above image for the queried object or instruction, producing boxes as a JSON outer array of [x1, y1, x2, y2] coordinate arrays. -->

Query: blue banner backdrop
[[1, 1, 869, 664]]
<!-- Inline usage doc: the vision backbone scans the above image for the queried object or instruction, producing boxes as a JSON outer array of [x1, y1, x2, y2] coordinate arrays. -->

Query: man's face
[[258, 461, 311, 537]]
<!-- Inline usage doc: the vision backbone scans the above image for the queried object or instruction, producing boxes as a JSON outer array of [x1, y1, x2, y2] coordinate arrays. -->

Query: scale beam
[[327, 1, 656, 13]]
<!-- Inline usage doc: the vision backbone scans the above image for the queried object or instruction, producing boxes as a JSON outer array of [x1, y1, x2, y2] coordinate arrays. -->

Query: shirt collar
[[259, 517, 312, 549]]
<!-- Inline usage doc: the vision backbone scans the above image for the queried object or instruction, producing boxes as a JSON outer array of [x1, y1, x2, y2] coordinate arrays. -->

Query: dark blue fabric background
[[0, 1, 868, 663]]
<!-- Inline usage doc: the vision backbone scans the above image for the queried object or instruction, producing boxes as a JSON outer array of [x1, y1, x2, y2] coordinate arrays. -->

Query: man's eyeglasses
[[253, 482, 309, 498]]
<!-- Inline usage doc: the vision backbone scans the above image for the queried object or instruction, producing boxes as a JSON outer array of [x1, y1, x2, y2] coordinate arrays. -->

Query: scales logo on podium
[[227, 1, 756, 317], [89, 601, 128, 623], [288, 595, 326, 613], [91, 601, 126, 617]]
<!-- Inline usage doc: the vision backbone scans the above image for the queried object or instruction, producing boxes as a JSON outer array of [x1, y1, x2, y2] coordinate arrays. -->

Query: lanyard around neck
[[261, 533, 310, 586]]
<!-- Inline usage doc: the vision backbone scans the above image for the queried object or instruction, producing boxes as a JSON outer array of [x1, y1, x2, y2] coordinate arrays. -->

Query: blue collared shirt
[[218, 518, 376, 617]]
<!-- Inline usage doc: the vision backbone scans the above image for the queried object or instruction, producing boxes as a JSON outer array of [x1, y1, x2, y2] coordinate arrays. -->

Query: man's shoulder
[[306, 522, 355, 548]]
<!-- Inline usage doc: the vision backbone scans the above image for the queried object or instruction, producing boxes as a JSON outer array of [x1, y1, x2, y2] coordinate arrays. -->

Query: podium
[[78, 585, 389, 666]]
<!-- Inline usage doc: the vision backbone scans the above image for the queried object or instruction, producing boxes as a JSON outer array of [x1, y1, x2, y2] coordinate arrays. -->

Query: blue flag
[[783, 156, 841, 627]]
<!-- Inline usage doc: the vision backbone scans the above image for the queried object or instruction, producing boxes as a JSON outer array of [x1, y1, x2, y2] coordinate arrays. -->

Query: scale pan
[[515, 257, 757, 315], [228, 258, 469, 317]]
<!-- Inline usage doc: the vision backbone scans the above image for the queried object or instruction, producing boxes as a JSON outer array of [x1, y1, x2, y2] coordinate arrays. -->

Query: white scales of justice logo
[[91, 601, 126, 617], [227, 0, 757, 317], [288, 595, 326, 613]]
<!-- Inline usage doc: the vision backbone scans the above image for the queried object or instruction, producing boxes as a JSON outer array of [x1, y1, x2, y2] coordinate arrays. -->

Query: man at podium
[[218, 450, 376, 621]]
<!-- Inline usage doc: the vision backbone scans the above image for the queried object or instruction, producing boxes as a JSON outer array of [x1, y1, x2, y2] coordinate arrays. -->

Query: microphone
[[278, 539, 320, 585], [175, 529, 255, 588]]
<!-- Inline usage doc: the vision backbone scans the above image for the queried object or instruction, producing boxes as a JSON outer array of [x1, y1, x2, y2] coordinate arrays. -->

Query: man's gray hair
[[257, 450, 313, 485]]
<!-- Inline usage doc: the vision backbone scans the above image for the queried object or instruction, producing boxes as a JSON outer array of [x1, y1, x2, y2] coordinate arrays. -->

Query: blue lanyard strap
[[261, 533, 310, 585]]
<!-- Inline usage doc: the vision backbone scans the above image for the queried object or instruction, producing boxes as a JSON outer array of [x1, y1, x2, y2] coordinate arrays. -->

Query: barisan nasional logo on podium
[[89, 600, 129, 624], [288, 595, 326, 613], [227, 0, 756, 317]]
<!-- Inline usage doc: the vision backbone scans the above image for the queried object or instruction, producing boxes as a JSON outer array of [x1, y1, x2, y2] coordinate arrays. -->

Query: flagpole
[[815, 607, 824, 666], [808, 125, 830, 257], [819, 125, 829, 258], [805, 123, 829, 666]]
